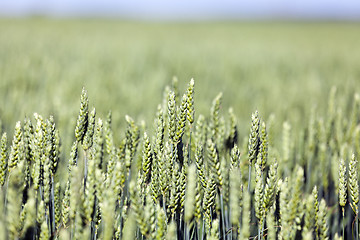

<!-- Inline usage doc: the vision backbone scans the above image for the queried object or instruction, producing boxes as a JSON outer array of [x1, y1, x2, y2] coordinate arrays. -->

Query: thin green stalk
[[261, 218, 265, 240], [84, 150, 88, 192], [224, 208, 230, 240], [50, 176, 55, 236], [90, 189, 98, 240], [229, 208, 233, 240], [3, 177, 9, 240], [225, 199, 229, 238], [91, 218, 96, 240], [248, 165, 251, 192], [34, 190, 39, 239], [189, 222, 197, 240], [118, 192, 126, 239], [4, 175, 9, 212], [185, 222, 190, 240], [342, 208, 345, 239], [196, 223, 200, 240], [306, 156, 312, 192], [163, 196, 167, 222], [39, 185, 43, 202], [179, 213, 183, 239], [258, 225, 261, 240], [357, 206, 359, 240], [201, 218, 205, 240], [220, 192, 226, 239]]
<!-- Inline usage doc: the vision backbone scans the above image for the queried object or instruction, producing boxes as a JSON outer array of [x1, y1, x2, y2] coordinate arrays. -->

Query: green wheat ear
[[282, 121, 291, 174], [125, 114, 140, 163], [92, 118, 104, 170], [259, 122, 268, 169], [248, 110, 261, 165], [186, 78, 195, 125], [175, 93, 188, 143], [54, 182, 61, 231], [39, 220, 49, 240], [209, 92, 222, 142], [227, 107, 238, 149], [178, 164, 187, 215], [67, 141, 78, 173], [254, 159, 264, 224], [302, 194, 315, 238], [247, 110, 261, 191], [184, 164, 196, 223], [23, 117, 33, 186], [8, 121, 22, 171], [240, 190, 251, 239], [229, 167, 241, 226], [279, 178, 292, 239], [158, 142, 171, 201], [21, 191, 36, 238], [7, 162, 25, 239], [83, 107, 96, 150], [37, 200, 45, 226], [0, 132, 8, 186], [46, 115, 60, 176], [62, 178, 71, 228], [318, 199, 329, 240], [348, 153, 359, 215], [290, 167, 304, 232], [338, 158, 347, 208], [101, 181, 117, 240], [105, 111, 116, 158], [230, 144, 240, 169], [263, 161, 278, 213], [172, 76, 180, 104], [313, 185, 320, 236], [338, 157, 347, 238], [154, 104, 165, 154], [156, 204, 167, 240], [165, 221, 177, 240], [208, 219, 219, 240], [194, 173, 203, 224], [207, 138, 223, 188], [169, 161, 180, 217], [75, 88, 89, 144], [123, 211, 136, 240], [145, 188, 157, 239], [266, 204, 277, 240], [195, 140, 206, 190], [167, 91, 177, 144], [130, 179, 149, 237], [195, 114, 206, 147], [203, 176, 217, 233], [142, 131, 153, 184]]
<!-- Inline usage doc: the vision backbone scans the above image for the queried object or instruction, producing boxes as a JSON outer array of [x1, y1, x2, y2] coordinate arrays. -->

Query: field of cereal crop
[[0, 19, 360, 239]]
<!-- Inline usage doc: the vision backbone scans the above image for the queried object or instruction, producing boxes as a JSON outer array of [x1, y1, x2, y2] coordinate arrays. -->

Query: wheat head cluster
[[0, 79, 360, 240]]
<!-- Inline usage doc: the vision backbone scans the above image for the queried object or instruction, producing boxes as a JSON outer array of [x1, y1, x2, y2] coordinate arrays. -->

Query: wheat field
[[0, 19, 360, 239]]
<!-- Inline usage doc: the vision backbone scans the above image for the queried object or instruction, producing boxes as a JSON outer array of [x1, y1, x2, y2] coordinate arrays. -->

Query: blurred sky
[[1, 0, 360, 20]]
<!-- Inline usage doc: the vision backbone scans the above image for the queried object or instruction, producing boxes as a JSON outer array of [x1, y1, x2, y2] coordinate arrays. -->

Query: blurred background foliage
[[0, 19, 359, 153]]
